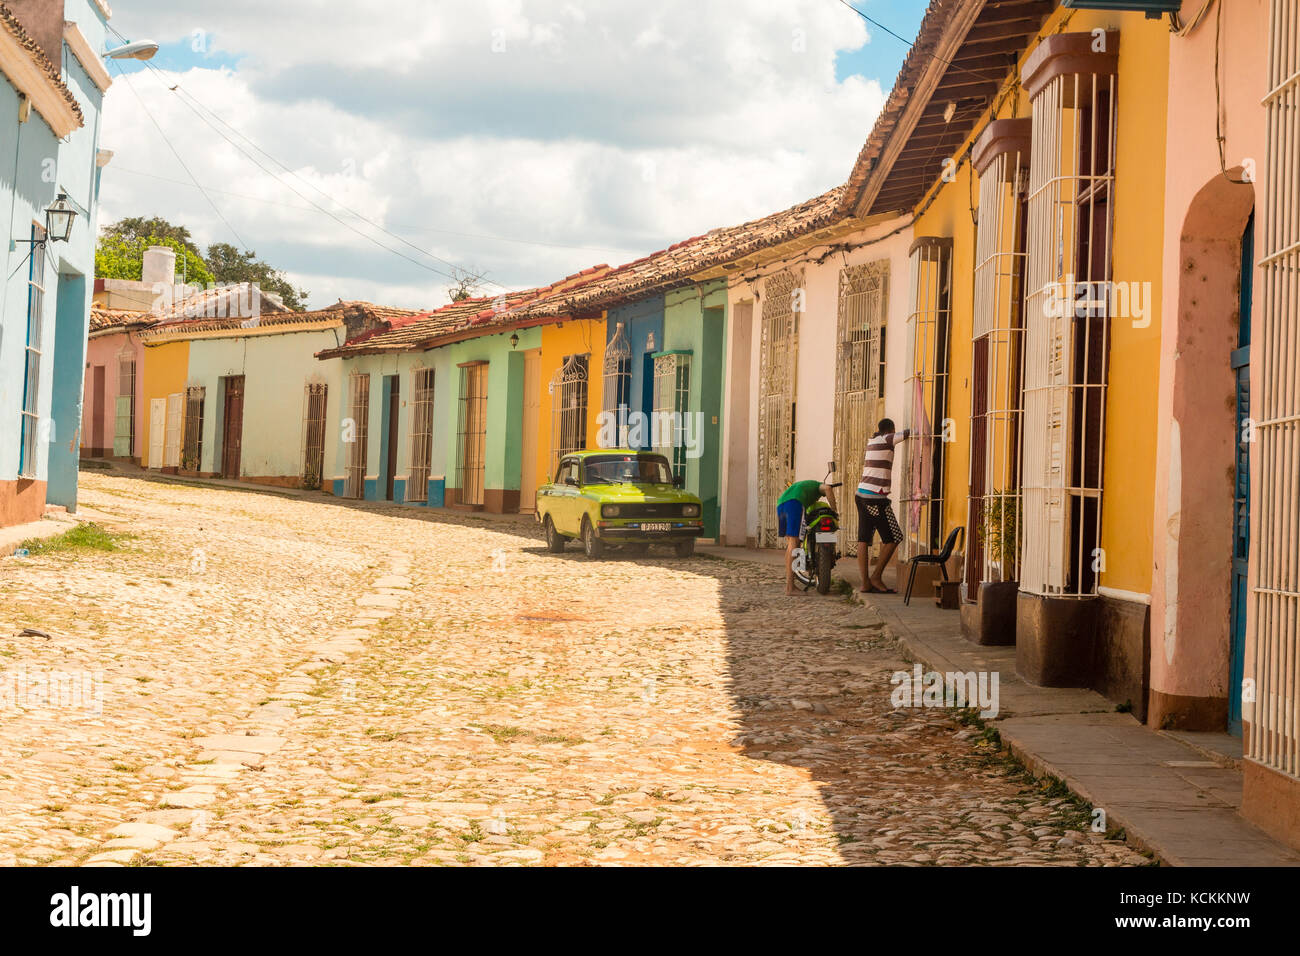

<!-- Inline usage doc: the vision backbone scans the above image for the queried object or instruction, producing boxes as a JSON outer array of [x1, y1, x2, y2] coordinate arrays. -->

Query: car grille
[[617, 503, 691, 518]]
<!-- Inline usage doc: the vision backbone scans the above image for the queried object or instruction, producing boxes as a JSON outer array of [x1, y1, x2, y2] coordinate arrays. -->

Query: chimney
[[5, 1, 66, 69], [142, 245, 177, 288]]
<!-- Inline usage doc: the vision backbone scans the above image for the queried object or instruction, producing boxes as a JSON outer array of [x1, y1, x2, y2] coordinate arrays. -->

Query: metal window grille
[[115, 350, 136, 457], [1250, 0, 1300, 776], [602, 321, 632, 446], [19, 225, 46, 478], [968, 141, 1031, 591], [1021, 64, 1116, 597], [899, 238, 952, 562], [458, 363, 489, 506], [551, 353, 589, 470], [163, 392, 184, 468], [345, 372, 370, 499], [652, 351, 691, 479], [834, 260, 889, 554], [757, 270, 800, 547], [182, 386, 205, 472], [406, 368, 435, 500], [301, 382, 327, 490]]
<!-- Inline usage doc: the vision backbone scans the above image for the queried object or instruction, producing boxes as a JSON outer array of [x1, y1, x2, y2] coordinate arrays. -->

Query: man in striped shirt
[[856, 418, 909, 594]]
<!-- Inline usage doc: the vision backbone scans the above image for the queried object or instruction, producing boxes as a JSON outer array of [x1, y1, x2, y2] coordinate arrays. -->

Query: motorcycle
[[791, 462, 843, 595]]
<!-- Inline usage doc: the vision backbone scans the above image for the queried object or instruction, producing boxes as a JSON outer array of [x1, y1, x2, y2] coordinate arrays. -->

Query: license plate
[[641, 522, 671, 532], [815, 532, 838, 544]]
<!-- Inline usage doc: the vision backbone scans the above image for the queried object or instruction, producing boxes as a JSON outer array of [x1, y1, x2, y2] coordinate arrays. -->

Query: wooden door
[[221, 376, 245, 478], [520, 349, 541, 512], [91, 366, 106, 453], [148, 397, 166, 468], [385, 375, 399, 500]]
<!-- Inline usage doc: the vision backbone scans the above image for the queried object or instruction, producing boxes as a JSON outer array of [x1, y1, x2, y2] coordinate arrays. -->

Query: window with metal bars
[[602, 322, 632, 446], [457, 363, 489, 506], [406, 368, 435, 501], [182, 387, 205, 472], [1020, 35, 1117, 598], [19, 225, 46, 478], [345, 373, 370, 499], [834, 260, 889, 555], [652, 351, 691, 480], [1250, 0, 1300, 777], [301, 382, 327, 490], [551, 353, 588, 469], [899, 237, 952, 561], [967, 120, 1031, 593], [115, 351, 136, 458]]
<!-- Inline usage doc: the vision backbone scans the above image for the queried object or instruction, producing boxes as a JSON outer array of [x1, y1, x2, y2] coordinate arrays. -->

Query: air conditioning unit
[[1060, 0, 1180, 16]]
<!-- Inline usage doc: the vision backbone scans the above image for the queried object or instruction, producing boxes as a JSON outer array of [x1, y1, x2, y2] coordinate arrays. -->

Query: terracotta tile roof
[[0, 3, 84, 126], [89, 307, 149, 334], [141, 306, 347, 340], [143, 282, 291, 325], [502, 187, 846, 320], [317, 266, 612, 358]]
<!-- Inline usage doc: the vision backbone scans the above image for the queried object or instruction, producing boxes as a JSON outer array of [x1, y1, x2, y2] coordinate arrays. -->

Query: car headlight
[[601, 504, 620, 518], [681, 504, 700, 517]]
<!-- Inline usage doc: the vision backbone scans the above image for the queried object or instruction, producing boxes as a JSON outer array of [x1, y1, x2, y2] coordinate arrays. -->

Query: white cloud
[[99, 0, 887, 310]]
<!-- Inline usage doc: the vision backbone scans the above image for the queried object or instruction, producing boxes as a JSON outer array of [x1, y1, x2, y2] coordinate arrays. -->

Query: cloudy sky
[[101, 1, 926, 310]]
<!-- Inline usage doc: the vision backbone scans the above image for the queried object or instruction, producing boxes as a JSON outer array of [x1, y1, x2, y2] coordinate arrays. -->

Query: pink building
[[81, 308, 149, 460]]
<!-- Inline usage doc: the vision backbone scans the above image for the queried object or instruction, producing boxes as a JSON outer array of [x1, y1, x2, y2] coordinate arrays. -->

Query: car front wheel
[[581, 518, 605, 559], [674, 538, 695, 558], [544, 515, 566, 553]]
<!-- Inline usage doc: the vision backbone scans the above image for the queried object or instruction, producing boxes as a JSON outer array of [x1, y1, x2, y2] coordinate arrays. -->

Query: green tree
[[95, 233, 214, 288], [206, 242, 309, 312]]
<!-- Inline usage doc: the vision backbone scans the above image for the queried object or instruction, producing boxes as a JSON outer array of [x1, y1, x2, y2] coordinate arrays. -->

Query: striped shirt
[[857, 430, 909, 497]]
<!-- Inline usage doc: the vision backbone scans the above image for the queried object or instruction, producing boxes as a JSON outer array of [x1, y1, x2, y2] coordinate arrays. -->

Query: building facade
[[0, 0, 110, 527]]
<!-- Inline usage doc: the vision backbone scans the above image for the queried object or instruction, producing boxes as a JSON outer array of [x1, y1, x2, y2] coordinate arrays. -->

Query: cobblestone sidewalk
[[0, 473, 1148, 866]]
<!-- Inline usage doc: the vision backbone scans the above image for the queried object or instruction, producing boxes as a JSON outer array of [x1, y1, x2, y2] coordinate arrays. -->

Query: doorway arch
[[1148, 170, 1255, 730]]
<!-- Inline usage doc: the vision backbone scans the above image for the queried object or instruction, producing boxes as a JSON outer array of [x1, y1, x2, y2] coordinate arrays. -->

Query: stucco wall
[[1149, 0, 1268, 717], [139, 340, 189, 468], [83, 330, 145, 458], [0, 0, 107, 520], [724, 219, 913, 545], [186, 327, 343, 479]]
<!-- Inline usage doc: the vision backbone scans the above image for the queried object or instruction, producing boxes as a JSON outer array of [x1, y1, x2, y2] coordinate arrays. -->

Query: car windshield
[[583, 454, 673, 485]]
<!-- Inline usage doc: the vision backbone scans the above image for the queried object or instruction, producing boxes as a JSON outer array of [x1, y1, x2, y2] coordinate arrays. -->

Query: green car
[[537, 450, 704, 558]]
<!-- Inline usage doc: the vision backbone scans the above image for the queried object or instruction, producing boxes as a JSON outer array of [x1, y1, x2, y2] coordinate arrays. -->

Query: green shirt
[[778, 480, 823, 508]]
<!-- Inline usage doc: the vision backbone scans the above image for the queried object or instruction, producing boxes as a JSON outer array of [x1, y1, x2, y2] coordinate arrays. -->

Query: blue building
[[0, 0, 112, 527]]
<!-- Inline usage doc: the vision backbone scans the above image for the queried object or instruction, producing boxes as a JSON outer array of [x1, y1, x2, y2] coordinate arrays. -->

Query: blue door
[[1228, 213, 1254, 736]]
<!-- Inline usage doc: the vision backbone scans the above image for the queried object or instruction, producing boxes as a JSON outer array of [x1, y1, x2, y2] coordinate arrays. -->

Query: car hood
[[582, 482, 701, 504]]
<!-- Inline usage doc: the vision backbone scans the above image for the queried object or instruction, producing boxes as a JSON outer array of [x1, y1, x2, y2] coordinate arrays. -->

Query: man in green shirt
[[777, 479, 838, 595]]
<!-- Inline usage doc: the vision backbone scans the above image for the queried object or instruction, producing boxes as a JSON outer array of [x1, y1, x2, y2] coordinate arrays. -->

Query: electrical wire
[[833, 0, 1011, 85], [109, 62, 248, 250]]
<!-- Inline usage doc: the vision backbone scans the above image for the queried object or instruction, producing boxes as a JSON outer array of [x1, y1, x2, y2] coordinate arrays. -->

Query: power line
[[833, 0, 1009, 86], [109, 62, 248, 250]]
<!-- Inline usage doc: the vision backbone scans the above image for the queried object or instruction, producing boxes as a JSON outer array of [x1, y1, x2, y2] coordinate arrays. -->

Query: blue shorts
[[777, 500, 804, 539]]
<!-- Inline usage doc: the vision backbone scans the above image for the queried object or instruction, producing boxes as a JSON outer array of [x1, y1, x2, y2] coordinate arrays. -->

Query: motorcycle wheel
[[792, 542, 813, 589], [816, 543, 835, 594]]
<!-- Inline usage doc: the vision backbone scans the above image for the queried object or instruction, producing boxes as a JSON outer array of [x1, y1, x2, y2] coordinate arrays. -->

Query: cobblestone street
[[0, 474, 1148, 866]]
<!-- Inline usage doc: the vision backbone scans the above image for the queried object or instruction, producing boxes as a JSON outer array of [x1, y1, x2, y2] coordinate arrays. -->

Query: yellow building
[[834, 2, 1172, 717], [138, 340, 189, 471]]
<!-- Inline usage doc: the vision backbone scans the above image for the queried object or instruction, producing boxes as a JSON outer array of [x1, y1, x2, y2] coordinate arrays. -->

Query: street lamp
[[44, 195, 77, 242], [14, 194, 77, 248], [104, 40, 159, 61]]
